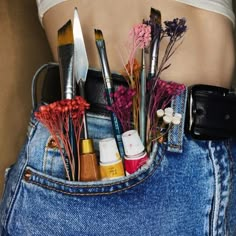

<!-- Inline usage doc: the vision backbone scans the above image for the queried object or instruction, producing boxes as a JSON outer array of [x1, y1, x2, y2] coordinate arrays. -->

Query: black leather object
[[41, 66, 236, 139], [186, 84, 236, 139], [41, 65, 128, 116]]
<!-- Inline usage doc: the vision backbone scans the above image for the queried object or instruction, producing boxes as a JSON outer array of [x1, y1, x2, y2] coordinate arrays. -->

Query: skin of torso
[[42, 0, 235, 88]]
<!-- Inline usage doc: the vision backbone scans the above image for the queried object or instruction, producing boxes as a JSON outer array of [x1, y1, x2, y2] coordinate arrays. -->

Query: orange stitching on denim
[[25, 156, 160, 188], [24, 149, 165, 196], [25, 165, 157, 196]]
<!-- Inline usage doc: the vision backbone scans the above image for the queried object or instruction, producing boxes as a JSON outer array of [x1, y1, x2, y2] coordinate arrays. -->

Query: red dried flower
[[35, 96, 89, 180]]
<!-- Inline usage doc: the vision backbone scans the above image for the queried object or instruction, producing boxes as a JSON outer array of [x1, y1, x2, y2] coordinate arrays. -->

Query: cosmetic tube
[[122, 130, 148, 175], [99, 138, 125, 180]]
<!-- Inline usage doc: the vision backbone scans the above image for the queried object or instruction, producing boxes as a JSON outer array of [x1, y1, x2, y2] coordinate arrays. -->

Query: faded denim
[[0, 89, 236, 235]]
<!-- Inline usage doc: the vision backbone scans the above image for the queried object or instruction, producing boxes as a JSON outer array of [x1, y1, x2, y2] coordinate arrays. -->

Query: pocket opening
[[23, 143, 165, 196]]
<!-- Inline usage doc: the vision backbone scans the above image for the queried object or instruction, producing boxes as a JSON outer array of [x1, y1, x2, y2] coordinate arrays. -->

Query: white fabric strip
[[36, 0, 235, 26], [176, 0, 235, 25], [36, 0, 67, 26]]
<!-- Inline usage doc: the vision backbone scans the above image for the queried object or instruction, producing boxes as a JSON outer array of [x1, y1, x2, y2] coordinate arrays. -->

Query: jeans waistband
[[32, 64, 236, 153], [167, 84, 236, 153], [32, 64, 188, 153]]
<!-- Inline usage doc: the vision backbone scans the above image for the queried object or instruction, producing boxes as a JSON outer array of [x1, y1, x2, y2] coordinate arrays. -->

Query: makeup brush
[[148, 8, 162, 79], [94, 29, 125, 158], [58, 20, 78, 180]]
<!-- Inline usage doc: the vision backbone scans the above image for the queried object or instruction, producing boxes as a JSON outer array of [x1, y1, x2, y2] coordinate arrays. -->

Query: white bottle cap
[[122, 130, 145, 157], [99, 138, 121, 164]]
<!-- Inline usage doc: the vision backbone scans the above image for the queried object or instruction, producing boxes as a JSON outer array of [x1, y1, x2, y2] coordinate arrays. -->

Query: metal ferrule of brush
[[140, 49, 146, 145], [59, 45, 75, 99], [149, 39, 159, 78], [96, 41, 113, 89]]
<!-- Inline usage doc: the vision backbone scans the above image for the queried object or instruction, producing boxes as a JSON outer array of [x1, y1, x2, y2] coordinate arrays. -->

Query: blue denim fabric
[[1, 93, 236, 235]]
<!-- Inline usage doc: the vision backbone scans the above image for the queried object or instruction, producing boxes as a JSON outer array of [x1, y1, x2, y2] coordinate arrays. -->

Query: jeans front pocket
[[6, 144, 168, 236], [3, 106, 218, 236]]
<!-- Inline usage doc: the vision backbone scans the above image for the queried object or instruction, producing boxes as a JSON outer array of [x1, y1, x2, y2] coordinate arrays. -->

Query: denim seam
[[25, 142, 162, 188], [224, 140, 234, 236], [202, 148, 215, 236], [218, 141, 231, 236], [208, 141, 217, 236], [3, 120, 41, 233], [23, 146, 166, 196], [3, 153, 28, 233], [209, 141, 231, 236]]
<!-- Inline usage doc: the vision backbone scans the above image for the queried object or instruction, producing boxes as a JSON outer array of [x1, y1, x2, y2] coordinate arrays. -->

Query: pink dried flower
[[124, 23, 151, 79], [129, 23, 152, 49]]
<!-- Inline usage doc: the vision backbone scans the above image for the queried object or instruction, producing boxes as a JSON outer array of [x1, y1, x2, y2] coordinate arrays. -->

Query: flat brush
[[94, 29, 125, 158], [58, 20, 75, 99], [58, 20, 78, 181], [149, 7, 162, 79]]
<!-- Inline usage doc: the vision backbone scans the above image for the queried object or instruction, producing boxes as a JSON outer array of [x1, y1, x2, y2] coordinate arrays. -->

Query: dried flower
[[147, 79, 185, 145], [106, 86, 136, 132], [35, 96, 89, 180], [145, 16, 187, 146], [155, 17, 187, 79], [119, 23, 151, 130], [117, 9, 187, 150], [122, 23, 151, 81], [164, 18, 187, 40], [129, 23, 152, 49]]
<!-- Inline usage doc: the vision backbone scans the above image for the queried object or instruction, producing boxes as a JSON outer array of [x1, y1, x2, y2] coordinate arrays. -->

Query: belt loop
[[167, 88, 188, 153], [31, 62, 59, 110]]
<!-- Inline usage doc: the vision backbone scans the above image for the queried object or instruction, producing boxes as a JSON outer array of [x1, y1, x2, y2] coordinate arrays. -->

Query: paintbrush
[[94, 29, 125, 158], [139, 48, 147, 145], [146, 8, 162, 149], [58, 20, 78, 181], [148, 8, 162, 79]]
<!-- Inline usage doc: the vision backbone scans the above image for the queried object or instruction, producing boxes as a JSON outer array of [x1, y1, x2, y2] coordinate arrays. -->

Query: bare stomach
[[43, 0, 235, 88]]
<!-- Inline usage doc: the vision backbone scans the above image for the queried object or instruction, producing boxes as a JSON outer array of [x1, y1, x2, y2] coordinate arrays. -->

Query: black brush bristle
[[150, 8, 161, 25]]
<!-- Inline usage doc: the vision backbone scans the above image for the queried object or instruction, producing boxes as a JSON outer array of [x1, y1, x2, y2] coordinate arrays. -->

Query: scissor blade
[[73, 7, 89, 83]]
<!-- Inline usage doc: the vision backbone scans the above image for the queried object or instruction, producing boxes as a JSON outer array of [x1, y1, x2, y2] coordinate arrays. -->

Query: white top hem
[[176, 0, 235, 26], [36, 0, 235, 26]]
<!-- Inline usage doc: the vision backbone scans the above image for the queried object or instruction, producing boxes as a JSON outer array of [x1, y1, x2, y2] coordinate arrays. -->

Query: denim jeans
[[1, 83, 236, 236]]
